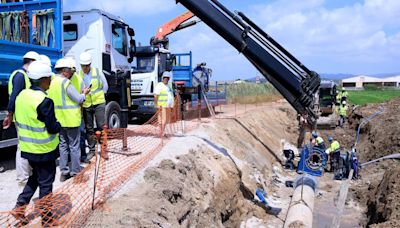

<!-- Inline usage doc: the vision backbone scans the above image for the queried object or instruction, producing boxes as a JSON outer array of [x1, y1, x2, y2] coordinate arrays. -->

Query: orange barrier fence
[[0, 96, 272, 227], [0, 96, 196, 227]]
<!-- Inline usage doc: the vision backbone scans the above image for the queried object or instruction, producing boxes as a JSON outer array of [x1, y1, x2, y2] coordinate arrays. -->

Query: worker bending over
[[12, 61, 61, 225], [3, 51, 41, 185], [47, 58, 90, 182], [154, 72, 175, 130], [326, 137, 343, 180], [311, 131, 326, 150], [78, 52, 108, 157]]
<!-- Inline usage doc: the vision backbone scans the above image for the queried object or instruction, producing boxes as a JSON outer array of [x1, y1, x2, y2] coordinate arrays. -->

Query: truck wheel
[[105, 101, 121, 129]]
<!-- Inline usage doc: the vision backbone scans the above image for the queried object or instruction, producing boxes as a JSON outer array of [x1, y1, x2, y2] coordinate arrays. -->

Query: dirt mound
[[341, 98, 400, 227], [366, 166, 400, 227], [90, 148, 268, 227], [347, 98, 400, 162]]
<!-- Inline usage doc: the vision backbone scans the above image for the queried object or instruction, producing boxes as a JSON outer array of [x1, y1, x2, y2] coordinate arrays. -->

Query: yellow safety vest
[[336, 93, 342, 103], [15, 89, 59, 154], [70, 72, 84, 93], [8, 69, 31, 96], [340, 91, 348, 98], [316, 136, 324, 145], [47, 75, 82, 127], [327, 140, 340, 154], [78, 68, 105, 108], [156, 82, 172, 107], [339, 105, 348, 116]]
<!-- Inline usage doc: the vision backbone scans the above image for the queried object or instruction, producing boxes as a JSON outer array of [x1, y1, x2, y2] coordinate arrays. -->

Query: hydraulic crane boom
[[176, 0, 321, 125], [151, 11, 199, 49]]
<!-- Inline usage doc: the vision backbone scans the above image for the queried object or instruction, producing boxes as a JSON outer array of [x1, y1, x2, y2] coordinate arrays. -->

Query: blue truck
[[0, 0, 63, 149], [172, 52, 226, 110]]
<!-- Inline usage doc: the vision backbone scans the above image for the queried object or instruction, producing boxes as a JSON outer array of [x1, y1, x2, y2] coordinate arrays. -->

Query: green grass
[[348, 89, 400, 105], [226, 83, 281, 104]]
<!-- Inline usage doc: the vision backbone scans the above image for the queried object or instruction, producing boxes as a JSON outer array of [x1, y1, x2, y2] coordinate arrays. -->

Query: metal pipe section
[[284, 175, 317, 228]]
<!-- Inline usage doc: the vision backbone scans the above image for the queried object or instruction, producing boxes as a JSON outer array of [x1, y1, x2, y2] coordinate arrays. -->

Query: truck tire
[[105, 101, 121, 129]]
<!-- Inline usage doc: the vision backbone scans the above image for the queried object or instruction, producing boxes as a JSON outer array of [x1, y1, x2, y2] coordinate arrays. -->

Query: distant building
[[341, 75, 400, 89]]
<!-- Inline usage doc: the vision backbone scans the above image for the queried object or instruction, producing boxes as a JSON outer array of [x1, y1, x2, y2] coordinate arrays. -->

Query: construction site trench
[[1, 99, 399, 227]]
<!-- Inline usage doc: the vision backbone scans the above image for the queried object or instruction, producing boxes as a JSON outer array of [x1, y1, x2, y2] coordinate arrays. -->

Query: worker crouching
[[12, 61, 61, 225], [326, 137, 343, 180], [154, 72, 175, 131], [47, 58, 90, 182]]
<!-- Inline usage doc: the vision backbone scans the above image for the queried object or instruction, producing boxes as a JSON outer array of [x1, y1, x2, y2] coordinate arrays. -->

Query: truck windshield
[[133, 56, 155, 73]]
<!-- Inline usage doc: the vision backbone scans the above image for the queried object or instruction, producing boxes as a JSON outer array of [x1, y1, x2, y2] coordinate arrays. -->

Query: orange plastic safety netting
[[0, 96, 201, 227]]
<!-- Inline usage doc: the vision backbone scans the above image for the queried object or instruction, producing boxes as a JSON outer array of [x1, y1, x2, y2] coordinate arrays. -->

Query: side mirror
[[128, 39, 136, 63], [166, 59, 173, 72], [127, 27, 135, 36]]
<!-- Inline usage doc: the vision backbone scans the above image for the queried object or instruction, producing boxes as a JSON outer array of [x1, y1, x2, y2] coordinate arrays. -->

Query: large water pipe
[[284, 175, 317, 228]]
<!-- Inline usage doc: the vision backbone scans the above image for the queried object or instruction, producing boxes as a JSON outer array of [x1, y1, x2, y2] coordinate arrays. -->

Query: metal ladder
[[200, 83, 215, 118]]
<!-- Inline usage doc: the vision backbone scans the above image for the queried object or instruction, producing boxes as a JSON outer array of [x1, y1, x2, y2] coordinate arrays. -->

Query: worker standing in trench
[[326, 137, 343, 180], [338, 101, 348, 127]]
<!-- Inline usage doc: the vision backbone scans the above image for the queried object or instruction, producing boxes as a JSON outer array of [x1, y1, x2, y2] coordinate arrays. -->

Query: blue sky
[[65, 0, 400, 81]]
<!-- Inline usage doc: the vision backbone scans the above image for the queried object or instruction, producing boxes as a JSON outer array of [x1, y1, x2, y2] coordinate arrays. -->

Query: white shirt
[[154, 82, 174, 108]]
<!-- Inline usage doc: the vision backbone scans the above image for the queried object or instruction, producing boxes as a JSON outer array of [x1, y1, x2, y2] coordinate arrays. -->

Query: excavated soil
[[85, 102, 299, 227], [83, 98, 400, 227], [329, 98, 400, 227]]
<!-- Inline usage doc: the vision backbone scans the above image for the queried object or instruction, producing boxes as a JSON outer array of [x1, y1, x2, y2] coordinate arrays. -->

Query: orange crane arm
[[154, 11, 195, 42]]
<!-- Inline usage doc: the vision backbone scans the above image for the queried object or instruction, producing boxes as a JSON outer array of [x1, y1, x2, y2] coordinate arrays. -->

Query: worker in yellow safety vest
[[12, 61, 61, 224], [47, 58, 90, 182], [311, 131, 326, 150], [339, 88, 349, 102], [3, 51, 40, 185], [338, 100, 348, 128], [66, 58, 90, 163], [78, 52, 108, 156], [154, 72, 175, 129], [326, 137, 343, 179]]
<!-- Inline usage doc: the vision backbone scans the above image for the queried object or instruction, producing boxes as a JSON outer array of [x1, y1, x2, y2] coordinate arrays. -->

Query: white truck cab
[[63, 9, 136, 128], [130, 46, 173, 119]]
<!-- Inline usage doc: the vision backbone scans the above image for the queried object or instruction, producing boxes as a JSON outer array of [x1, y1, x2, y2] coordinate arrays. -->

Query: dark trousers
[[17, 160, 56, 205], [83, 104, 106, 151], [80, 121, 87, 160]]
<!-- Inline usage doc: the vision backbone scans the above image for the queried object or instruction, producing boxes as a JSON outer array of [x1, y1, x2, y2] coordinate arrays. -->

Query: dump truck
[[0, 0, 136, 149]]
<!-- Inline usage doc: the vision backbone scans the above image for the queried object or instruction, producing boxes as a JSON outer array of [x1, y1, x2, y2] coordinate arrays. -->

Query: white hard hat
[[27, 61, 52, 80], [39, 54, 51, 67], [79, 52, 92, 65], [55, 58, 71, 69], [23, 51, 40, 61], [342, 87, 346, 91], [342, 101, 347, 105], [162, 71, 172, 78], [65, 57, 77, 69]]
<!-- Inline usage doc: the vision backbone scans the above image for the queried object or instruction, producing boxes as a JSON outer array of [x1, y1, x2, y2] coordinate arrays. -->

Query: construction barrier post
[[122, 128, 128, 151]]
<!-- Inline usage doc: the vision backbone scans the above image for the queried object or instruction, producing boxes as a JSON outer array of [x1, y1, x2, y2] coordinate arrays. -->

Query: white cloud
[[251, 0, 400, 73], [63, 0, 176, 17]]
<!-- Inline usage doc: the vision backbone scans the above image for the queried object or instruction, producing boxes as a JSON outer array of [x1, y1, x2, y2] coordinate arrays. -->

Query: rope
[[46, 11, 55, 47]]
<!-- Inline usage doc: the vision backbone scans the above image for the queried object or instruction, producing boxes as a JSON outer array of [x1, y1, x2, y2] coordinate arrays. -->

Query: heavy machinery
[[316, 80, 338, 128], [0, 0, 136, 149], [130, 11, 219, 120], [176, 0, 321, 125]]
